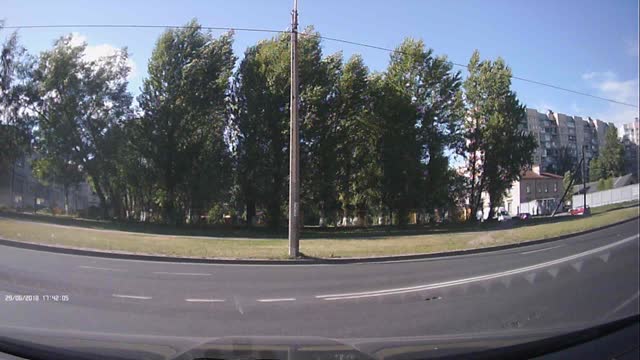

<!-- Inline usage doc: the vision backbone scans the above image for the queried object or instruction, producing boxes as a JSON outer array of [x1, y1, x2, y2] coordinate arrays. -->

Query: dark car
[[518, 213, 531, 220]]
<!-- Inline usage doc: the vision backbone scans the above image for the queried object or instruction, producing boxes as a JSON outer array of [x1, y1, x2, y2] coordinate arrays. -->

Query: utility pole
[[288, 0, 300, 257], [582, 146, 587, 210]]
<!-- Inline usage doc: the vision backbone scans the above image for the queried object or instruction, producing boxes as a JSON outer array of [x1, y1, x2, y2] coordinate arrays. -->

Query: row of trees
[[560, 126, 627, 194], [589, 127, 626, 182], [1, 21, 536, 226]]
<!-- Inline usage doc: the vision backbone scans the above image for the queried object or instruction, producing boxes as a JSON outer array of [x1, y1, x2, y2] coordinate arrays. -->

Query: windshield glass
[[1, 1, 638, 358]]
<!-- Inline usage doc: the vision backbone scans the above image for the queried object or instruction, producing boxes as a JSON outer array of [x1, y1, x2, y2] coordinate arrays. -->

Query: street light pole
[[288, 0, 300, 257]]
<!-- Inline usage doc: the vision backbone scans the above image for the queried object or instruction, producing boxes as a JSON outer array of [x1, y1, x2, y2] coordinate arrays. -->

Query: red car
[[570, 206, 590, 216]]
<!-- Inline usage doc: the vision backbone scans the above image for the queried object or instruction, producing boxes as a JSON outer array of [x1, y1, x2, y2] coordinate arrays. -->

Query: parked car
[[518, 213, 531, 220], [570, 206, 591, 216], [497, 210, 512, 222]]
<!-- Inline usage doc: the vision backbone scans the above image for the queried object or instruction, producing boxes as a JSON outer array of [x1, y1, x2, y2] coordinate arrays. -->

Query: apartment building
[[0, 155, 98, 213], [623, 118, 639, 145], [524, 108, 613, 175]]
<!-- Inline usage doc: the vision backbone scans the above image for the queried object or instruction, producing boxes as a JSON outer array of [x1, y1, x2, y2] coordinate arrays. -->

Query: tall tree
[[597, 127, 625, 178], [334, 55, 380, 226], [371, 71, 420, 225], [137, 20, 235, 224], [463, 50, 536, 221], [373, 39, 464, 225], [0, 24, 33, 170], [231, 27, 328, 228], [27, 35, 133, 217], [232, 34, 289, 228], [300, 51, 342, 226]]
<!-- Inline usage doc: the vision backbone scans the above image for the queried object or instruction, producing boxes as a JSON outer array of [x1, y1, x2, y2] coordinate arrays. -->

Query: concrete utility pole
[[582, 146, 587, 211], [288, 0, 300, 257]]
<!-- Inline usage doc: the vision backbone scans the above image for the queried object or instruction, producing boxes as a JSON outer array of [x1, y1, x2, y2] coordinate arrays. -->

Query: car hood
[[0, 315, 637, 360]]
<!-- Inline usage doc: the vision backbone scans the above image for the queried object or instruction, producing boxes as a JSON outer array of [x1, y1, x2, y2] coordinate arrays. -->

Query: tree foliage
[[589, 127, 625, 182], [463, 50, 537, 220], [27, 35, 132, 216], [136, 20, 235, 224], [8, 24, 549, 228], [0, 24, 33, 169]]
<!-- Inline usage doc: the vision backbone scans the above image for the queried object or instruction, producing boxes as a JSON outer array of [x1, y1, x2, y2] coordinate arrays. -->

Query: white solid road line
[[152, 272, 211, 276], [78, 265, 127, 272], [185, 298, 225, 303], [257, 298, 296, 302], [112, 294, 152, 300], [317, 234, 639, 301], [520, 245, 564, 255], [603, 291, 640, 320]]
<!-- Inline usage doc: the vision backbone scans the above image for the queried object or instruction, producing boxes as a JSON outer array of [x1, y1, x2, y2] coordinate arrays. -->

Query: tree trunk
[[63, 185, 70, 215], [246, 199, 256, 226], [267, 199, 280, 229], [92, 182, 109, 219], [318, 202, 326, 227], [487, 191, 498, 221], [164, 187, 176, 225]]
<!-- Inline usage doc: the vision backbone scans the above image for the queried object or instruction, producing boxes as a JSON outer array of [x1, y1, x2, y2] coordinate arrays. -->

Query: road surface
[[0, 218, 638, 339]]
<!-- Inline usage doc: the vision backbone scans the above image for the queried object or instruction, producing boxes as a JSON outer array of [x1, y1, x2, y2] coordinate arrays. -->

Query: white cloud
[[581, 70, 639, 127], [69, 32, 137, 80], [581, 70, 615, 81]]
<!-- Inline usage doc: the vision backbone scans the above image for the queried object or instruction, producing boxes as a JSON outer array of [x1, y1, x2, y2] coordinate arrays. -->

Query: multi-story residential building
[[0, 155, 98, 213], [623, 118, 639, 145], [524, 108, 613, 176]]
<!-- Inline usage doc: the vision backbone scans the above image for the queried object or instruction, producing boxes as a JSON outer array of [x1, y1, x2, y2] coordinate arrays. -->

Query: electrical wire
[[3, 23, 286, 34], [313, 34, 639, 108]]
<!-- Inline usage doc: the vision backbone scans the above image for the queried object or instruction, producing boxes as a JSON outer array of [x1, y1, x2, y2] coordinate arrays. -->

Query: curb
[[0, 215, 638, 265]]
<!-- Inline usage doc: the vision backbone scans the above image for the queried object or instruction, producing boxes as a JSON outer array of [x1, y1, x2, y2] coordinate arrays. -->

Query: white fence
[[572, 184, 640, 208]]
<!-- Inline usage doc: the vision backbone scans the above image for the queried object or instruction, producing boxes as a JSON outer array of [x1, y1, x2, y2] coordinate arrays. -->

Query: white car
[[497, 210, 512, 222]]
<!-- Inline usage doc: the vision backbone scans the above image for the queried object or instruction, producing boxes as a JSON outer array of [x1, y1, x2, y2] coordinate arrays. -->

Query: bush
[[207, 203, 234, 225], [604, 177, 614, 190]]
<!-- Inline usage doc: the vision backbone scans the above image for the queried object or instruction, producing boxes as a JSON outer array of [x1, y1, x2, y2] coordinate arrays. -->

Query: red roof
[[541, 172, 563, 179], [521, 170, 562, 180]]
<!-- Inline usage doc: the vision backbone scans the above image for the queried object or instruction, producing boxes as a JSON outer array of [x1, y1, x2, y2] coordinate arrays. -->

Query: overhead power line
[[313, 35, 639, 109], [4, 23, 638, 109], [2, 23, 286, 34]]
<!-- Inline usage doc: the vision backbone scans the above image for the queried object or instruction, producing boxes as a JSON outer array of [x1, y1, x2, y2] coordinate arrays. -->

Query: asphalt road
[[0, 218, 638, 339]]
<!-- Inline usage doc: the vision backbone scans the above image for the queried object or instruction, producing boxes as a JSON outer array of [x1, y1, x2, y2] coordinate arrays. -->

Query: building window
[[545, 185, 548, 193], [526, 185, 531, 194], [554, 183, 558, 192]]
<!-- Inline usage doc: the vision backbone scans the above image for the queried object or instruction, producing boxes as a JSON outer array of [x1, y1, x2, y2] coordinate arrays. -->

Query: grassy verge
[[0, 204, 637, 259]]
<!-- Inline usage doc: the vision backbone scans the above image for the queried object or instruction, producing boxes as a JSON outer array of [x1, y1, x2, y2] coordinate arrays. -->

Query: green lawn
[[0, 203, 637, 259]]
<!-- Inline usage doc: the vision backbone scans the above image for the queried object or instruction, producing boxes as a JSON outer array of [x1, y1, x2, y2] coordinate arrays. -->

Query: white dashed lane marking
[[152, 272, 211, 276], [112, 294, 152, 300], [78, 265, 127, 272], [257, 298, 296, 302], [520, 245, 564, 255]]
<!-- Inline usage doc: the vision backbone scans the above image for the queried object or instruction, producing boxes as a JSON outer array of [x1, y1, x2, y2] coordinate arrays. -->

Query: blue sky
[[3, 0, 638, 126]]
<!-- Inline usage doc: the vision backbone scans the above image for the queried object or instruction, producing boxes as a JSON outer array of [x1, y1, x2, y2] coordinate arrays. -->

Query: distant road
[[0, 219, 638, 338]]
